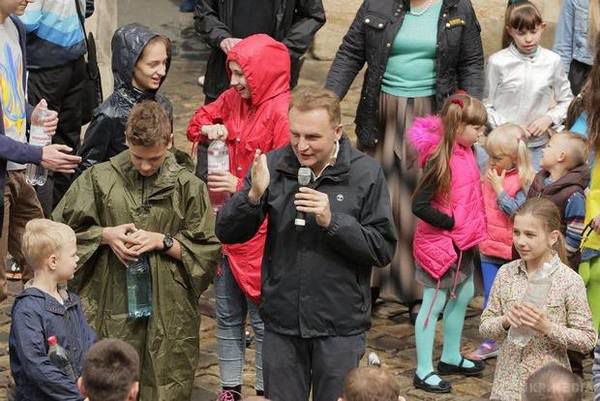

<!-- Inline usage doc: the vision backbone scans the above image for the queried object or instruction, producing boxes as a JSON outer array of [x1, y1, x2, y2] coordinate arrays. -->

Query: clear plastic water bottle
[[508, 262, 553, 347], [126, 254, 152, 319], [47, 336, 76, 381], [207, 140, 231, 213], [25, 109, 50, 186]]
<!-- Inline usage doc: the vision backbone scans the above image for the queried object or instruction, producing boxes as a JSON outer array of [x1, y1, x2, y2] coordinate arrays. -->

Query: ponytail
[[515, 137, 534, 188], [553, 232, 568, 266], [565, 85, 586, 130]]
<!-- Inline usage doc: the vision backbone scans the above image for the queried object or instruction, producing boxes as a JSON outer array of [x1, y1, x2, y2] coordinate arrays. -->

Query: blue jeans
[[529, 144, 544, 172], [215, 257, 264, 390]]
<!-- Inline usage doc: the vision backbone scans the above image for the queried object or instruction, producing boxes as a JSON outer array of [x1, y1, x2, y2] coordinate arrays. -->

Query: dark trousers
[[568, 59, 592, 96], [262, 330, 366, 401], [27, 56, 86, 215]]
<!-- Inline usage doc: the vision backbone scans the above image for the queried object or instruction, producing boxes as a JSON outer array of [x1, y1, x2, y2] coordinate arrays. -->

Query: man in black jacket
[[216, 88, 397, 401], [194, 0, 326, 103]]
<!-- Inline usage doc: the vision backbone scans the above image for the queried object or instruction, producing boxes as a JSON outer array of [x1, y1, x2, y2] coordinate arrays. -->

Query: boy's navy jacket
[[9, 288, 96, 401], [0, 17, 43, 230]]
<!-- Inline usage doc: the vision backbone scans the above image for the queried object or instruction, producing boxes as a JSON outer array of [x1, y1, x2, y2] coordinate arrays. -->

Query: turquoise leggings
[[415, 274, 475, 381]]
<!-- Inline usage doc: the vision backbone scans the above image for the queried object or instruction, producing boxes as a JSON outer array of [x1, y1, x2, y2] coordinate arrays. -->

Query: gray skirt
[[361, 93, 434, 303], [415, 248, 475, 289]]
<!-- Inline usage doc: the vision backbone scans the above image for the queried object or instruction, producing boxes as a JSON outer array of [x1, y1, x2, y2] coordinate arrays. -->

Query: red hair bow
[[450, 98, 464, 108]]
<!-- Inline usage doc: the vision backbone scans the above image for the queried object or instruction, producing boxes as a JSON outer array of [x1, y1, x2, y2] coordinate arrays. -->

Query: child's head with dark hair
[[524, 363, 582, 401], [502, 1, 545, 51], [339, 367, 401, 401], [78, 339, 140, 401]]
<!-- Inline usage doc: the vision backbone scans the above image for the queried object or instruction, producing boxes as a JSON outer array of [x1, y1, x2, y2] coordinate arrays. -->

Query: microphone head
[[298, 167, 312, 186]]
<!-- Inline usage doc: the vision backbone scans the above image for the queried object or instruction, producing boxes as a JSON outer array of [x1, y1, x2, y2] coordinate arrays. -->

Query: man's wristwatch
[[162, 233, 174, 252]]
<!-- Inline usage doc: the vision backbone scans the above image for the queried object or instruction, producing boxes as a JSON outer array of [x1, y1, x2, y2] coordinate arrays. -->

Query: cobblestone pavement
[[0, 1, 594, 400]]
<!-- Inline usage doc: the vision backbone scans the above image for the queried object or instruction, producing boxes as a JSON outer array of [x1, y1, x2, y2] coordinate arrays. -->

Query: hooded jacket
[[77, 23, 173, 174], [409, 116, 486, 280], [9, 288, 96, 401], [52, 150, 221, 401], [187, 34, 290, 303]]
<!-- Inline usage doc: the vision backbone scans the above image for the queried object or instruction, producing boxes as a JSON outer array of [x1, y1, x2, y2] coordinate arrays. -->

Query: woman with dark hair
[[77, 23, 173, 174], [324, 0, 484, 322]]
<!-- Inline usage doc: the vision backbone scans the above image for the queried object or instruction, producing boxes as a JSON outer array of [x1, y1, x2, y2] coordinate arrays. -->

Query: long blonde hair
[[417, 94, 487, 198], [485, 124, 535, 188]]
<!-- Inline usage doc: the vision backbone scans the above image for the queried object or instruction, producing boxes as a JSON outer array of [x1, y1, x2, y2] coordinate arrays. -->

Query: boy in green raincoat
[[53, 100, 221, 401]]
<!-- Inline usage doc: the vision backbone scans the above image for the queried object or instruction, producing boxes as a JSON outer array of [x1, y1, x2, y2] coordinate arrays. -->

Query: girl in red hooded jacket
[[409, 94, 487, 393], [186, 34, 291, 400]]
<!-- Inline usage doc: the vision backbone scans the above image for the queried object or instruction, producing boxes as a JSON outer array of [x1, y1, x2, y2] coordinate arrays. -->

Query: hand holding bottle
[[31, 99, 58, 135]]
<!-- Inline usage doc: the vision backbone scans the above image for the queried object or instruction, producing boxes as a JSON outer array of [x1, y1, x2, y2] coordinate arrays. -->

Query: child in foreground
[[9, 219, 95, 401], [78, 339, 139, 401], [480, 198, 595, 400]]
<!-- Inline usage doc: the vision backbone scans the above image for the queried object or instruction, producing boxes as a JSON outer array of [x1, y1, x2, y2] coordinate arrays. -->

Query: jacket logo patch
[[336, 194, 344, 202], [446, 18, 465, 28]]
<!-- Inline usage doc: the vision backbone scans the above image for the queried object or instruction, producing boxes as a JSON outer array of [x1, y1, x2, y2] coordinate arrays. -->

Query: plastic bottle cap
[[48, 336, 58, 346]]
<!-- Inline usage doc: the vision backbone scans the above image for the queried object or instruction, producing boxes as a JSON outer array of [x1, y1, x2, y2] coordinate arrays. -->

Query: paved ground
[[0, 1, 594, 400]]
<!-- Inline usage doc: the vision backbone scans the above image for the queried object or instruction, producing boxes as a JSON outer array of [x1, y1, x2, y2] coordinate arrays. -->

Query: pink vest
[[480, 169, 521, 260], [410, 116, 487, 280]]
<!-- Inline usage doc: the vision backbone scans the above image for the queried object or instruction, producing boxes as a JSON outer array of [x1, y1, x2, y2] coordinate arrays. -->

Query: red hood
[[227, 34, 291, 107]]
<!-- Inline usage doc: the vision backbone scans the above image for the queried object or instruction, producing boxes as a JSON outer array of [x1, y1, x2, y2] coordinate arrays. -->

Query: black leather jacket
[[325, 0, 484, 148], [194, 0, 325, 100]]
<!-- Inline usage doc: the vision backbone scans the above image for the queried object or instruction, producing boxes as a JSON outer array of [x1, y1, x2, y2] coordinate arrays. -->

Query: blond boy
[[9, 219, 95, 401]]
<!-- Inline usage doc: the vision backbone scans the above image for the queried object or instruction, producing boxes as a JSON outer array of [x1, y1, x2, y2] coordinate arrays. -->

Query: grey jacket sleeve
[[194, 0, 232, 49], [324, 167, 397, 267], [324, 0, 368, 100]]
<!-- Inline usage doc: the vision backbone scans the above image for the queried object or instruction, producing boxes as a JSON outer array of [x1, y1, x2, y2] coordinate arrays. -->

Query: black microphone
[[295, 167, 312, 231]]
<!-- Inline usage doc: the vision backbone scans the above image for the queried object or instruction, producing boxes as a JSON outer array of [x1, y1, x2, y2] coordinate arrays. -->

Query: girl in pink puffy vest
[[469, 124, 534, 362], [409, 94, 487, 394]]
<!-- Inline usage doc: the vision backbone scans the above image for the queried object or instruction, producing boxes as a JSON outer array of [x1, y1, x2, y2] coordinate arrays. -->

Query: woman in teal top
[[326, 0, 484, 393]]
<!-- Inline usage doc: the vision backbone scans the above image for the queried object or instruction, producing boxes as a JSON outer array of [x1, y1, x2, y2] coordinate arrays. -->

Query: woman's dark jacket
[[325, 0, 484, 148], [77, 23, 173, 174]]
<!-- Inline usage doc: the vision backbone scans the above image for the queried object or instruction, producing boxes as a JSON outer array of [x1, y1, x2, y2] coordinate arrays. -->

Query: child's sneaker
[[467, 339, 498, 360]]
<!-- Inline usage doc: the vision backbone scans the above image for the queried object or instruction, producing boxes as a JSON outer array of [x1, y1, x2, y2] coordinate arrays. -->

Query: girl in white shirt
[[484, 0, 573, 171]]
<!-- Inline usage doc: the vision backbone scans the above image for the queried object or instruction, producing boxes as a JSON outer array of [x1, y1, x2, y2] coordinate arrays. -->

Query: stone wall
[[312, 0, 563, 60]]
